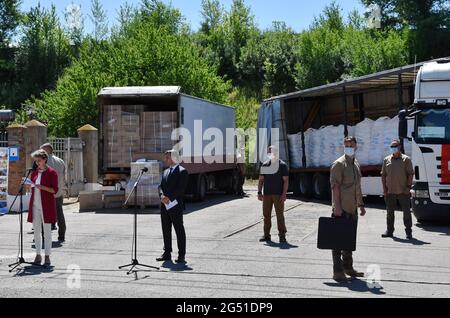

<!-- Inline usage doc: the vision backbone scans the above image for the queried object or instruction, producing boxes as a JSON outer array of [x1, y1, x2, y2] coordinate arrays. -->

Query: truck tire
[[299, 174, 313, 198], [313, 173, 330, 200], [194, 174, 207, 202]]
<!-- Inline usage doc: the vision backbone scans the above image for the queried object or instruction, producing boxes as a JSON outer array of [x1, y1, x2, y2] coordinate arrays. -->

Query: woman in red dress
[[27, 149, 59, 267]]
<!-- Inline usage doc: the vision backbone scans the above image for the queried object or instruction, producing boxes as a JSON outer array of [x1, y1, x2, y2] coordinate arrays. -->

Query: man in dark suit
[[157, 150, 189, 264]]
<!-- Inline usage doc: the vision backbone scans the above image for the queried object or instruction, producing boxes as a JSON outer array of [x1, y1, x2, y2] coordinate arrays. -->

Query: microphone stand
[[119, 169, 159, 275], [9, 168, 38, 272]]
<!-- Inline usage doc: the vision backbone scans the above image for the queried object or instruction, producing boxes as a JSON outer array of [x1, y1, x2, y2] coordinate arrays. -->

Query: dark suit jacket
[[159, 165, 189, 209]]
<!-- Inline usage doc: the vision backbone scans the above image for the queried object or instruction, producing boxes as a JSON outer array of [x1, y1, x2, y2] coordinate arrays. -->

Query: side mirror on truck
[[398, 109, 408, 139]]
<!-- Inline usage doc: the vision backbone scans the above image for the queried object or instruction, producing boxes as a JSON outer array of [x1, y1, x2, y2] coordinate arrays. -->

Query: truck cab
[[402, 59, 450, 221]]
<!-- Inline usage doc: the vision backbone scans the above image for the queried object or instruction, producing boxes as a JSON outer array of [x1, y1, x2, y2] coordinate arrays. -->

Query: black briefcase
[[317, 215, 358, 251]]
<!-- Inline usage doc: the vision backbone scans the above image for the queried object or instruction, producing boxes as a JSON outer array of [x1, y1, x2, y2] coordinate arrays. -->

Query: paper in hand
[[164, 199, 179, 211], [22, 177, 35, 186]]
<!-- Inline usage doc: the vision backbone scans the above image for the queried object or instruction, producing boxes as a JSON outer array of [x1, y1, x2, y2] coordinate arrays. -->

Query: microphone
[[141, 167, 148, 173]]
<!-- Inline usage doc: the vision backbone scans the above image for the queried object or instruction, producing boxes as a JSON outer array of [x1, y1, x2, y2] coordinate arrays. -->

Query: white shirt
[[33, 171, 43, 213]]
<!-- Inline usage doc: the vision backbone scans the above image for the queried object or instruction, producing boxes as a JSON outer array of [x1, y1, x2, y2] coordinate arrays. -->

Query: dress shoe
[[333, 272, 348, 282], [44, 256, 51, 267], [156, 254, 171, 262], [175, 256, 186, 264], [345, 269, 364, 278], [33, 255, 42, 266], [259, 236, 271, 242], [382, 231, 394, 238]]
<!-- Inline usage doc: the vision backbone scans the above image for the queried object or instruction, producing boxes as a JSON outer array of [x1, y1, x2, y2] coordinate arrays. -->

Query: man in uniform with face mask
[[330, 136, 366, 282], [381, 139, 415, 239]]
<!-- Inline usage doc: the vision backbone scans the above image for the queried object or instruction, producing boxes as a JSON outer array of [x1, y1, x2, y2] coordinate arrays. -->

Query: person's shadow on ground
[[392, 237, 431, 246], [265, 241, 299, 250], [161, 260, 193, 272], [14, 265, 54, 277], [325, 278, 386, 295]]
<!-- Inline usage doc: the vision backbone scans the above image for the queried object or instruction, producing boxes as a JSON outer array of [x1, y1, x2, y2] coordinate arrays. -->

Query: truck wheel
[[299, 174, 313, 198], [313, 173, 330, 200], [194, 174, 207, 202]]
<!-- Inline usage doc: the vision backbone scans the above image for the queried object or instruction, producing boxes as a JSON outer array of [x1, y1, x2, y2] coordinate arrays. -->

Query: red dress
[[27, 167, 59, 224]]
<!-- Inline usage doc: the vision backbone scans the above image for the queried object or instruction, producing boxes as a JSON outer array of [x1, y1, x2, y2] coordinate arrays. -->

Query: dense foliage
[[0, 0, 449, 136]]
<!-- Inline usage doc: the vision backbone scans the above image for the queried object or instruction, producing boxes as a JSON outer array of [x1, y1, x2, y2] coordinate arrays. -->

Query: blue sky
[[21, 0, 366, 33]]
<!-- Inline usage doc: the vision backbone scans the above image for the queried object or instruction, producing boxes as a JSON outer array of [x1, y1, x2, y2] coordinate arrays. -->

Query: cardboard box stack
[[104, 107, 178, 169], [125, 161, 162, 207], [141, 112, 177, 153], [104, 106, 141, 168], [121, 111, 140, 166]]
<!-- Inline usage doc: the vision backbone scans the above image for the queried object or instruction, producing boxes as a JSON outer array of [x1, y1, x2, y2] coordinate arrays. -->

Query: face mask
[[267, 154, 275, 161], [344, 147, 355, 157], [391, 147, 400, 155]]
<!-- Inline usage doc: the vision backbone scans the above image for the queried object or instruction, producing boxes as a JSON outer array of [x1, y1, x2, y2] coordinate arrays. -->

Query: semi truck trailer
[[98, 86, 239, 201], [257, 58, 450, 222]]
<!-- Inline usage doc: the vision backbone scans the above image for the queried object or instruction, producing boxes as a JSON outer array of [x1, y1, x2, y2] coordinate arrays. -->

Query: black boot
[[406, 230, 413, 240]]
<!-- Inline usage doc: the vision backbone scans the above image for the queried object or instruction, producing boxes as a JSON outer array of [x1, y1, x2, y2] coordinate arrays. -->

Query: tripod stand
[[119, 169, 159, 275], [9, 168, 36, 272]]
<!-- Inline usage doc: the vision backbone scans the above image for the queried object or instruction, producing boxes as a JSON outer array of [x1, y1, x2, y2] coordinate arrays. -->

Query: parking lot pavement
[[1, 186, 450, 298]]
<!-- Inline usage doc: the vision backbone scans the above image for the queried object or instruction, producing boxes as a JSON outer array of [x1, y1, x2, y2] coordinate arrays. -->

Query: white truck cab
[[400, 59, 450, 221]]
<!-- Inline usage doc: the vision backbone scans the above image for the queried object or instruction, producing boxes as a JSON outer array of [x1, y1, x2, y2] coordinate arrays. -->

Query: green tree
[[361, 0, 450, 60], [116, 2, 137, 33], [0, 0, 21, 108], [296, 4, 346, 89], [295, 3, 409, 89], [238, 22, 299, 97], [3, 4, 72, 109], [200, 0, 223, 34], [26, 3, 230, 137], [90, 0, 109, 41], [197, 0, 257, 85], [261, 22, 299, 97], [64, 2, 85, 51], [0, 0, 21, 46]]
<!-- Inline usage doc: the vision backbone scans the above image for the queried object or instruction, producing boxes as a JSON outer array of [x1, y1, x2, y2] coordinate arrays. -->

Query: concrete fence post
[[24, 120, 48, 170], [78, 124, 99, 188]]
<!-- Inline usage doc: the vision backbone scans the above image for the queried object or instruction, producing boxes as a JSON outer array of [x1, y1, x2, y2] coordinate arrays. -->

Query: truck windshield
[[416, 108, 450, 144]]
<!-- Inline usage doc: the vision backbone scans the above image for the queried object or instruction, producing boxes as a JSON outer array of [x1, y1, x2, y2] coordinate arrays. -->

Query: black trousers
[[56, 196, 66, 239], [161, 205, 186, 257]]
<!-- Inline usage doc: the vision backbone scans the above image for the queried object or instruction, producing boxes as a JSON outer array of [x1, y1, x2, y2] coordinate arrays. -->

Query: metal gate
[[47, 138, 84, 197]]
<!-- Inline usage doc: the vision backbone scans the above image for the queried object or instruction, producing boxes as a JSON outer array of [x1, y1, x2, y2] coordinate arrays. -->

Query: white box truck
[[400, 59, 450, 221], [98, 86, 239, 201]]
